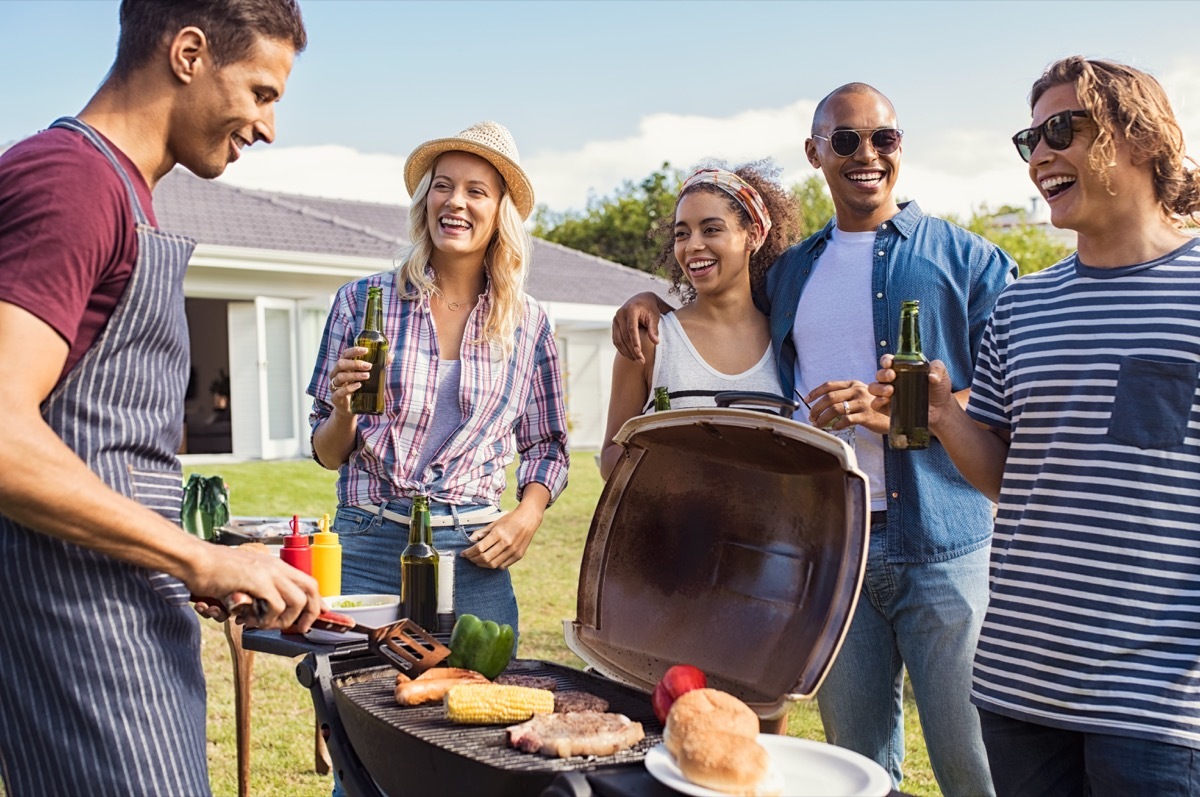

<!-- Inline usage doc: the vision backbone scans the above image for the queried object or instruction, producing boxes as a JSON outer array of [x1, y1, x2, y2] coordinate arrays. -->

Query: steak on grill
[[506, 711, 645, 758]]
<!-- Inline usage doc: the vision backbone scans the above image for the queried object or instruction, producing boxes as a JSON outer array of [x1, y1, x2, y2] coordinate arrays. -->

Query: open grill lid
[[564, 407, 869, 715]]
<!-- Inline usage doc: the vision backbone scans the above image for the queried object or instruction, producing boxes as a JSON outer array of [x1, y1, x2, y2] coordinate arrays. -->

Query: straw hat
[[404, 121, 535, 220]]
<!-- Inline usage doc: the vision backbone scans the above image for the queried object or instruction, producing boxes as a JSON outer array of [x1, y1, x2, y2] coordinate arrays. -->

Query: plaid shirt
[[307, 270, 569, 509]]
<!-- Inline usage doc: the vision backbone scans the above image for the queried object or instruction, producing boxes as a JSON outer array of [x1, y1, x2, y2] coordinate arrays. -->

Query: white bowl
[[305, 594, 400, 645]]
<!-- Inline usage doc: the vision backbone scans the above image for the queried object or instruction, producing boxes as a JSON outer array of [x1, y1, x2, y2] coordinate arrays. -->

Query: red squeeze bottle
[[280, 514, 312, 575]]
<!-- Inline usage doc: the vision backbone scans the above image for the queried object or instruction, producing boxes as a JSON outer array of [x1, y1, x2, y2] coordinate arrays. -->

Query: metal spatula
[[308, 611, 451, 676]]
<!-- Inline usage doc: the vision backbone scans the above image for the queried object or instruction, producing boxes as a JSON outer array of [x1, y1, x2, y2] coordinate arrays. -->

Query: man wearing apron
[[0, 3, 319, 795]]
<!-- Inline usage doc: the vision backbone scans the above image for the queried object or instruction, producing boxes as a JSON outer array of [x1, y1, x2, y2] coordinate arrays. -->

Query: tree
[[532, 163, 683, 275], [946, 206, 1072, 277], [791, 174, 836, 238]]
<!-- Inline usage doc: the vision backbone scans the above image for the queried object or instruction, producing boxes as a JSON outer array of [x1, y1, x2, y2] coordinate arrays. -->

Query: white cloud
[[219, 85, 1200, 224], [219, 144, 411, 206]]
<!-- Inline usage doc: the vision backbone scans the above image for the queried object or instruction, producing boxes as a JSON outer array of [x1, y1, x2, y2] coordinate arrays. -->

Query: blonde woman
[[307, 121, 568, 636]]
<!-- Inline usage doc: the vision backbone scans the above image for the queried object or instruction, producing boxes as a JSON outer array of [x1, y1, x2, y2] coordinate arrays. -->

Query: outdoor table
[[226, 627, 337, 797]]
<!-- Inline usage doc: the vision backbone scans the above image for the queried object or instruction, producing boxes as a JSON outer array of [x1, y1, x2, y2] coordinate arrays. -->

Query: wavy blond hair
[[1031, 56, 1200, 223], [396, 163, 532, 360]]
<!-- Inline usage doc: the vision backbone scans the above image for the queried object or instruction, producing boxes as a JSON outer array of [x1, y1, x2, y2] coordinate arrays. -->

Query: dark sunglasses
[[1012, 110, 1089, 162], [813, 127, 904, 157]]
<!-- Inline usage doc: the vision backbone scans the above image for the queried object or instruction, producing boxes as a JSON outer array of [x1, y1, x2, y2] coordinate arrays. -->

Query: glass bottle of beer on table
[[401, 495, 439, 631], [888, 299, 931, 450], [351, 285, 389, 415]]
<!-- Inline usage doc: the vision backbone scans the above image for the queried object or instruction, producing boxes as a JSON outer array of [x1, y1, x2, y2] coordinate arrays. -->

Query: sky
[[3, 0, 1199, 222]]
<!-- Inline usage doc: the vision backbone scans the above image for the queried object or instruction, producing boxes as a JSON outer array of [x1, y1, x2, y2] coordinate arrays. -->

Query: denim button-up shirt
[[763, 201, 1017, 562]]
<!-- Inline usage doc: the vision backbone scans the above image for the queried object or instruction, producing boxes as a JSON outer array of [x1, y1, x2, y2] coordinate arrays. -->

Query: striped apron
[[0, 118, 209, 796]]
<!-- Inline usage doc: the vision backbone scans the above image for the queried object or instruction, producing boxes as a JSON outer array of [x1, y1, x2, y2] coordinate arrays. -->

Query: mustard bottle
[[310, 513, 342, 597]]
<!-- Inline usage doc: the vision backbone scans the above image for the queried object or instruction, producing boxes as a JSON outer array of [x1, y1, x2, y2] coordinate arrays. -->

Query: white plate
[[644, 734, 892, 797]]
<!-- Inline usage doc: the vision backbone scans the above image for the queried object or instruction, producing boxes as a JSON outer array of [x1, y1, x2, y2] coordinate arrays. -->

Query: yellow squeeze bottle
[[310, 513, 342, 597]]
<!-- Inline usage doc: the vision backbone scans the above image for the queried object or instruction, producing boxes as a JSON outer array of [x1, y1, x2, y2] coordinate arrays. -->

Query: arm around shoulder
[[611, 291, 672, 363]]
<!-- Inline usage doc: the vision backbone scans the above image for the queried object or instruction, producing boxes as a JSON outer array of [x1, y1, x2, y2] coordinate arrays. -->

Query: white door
[[297, 296, 334, 458], [227, 298, 302, 460], [258, 298, 301, 459]]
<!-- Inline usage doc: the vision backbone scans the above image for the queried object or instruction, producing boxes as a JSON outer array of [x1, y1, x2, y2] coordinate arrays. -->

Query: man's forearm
[[0, 412, 214, 582]]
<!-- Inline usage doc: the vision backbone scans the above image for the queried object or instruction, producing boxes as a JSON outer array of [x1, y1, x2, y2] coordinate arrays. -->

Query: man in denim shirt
[[770, 82, 1015, 796], [613, 83, 1015, 795]]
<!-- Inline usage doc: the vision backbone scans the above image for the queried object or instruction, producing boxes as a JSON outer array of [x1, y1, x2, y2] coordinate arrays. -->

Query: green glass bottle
[[350, 286, 388, 416], [889, 300, 931, 450], [653, 386, 671, 412], [400, 495, 439, 631]]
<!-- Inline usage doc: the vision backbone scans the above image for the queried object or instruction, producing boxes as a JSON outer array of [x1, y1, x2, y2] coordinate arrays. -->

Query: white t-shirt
[[791, 226, 886, 510]]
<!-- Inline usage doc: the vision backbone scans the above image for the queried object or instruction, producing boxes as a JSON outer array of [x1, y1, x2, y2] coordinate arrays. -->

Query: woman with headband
[[599, 160, 800, 480]]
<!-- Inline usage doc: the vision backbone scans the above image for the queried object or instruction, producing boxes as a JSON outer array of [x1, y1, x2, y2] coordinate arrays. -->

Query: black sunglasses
[[813, 127, 904, 157], [1012, 110, 1089, 162]]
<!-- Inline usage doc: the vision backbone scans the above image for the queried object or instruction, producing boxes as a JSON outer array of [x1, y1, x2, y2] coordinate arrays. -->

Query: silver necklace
[[437, 291, 472, 311]]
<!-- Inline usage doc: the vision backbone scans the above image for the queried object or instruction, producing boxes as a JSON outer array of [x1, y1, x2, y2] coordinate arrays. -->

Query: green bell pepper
[[446, 613, 515, 680]]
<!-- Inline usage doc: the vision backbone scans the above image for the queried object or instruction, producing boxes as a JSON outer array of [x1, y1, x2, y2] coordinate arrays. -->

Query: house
[[155, 170, 674, 459]]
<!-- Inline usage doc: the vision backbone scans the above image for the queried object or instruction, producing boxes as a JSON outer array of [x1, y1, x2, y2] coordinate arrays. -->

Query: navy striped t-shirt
[[967, 237, 1200, 747]]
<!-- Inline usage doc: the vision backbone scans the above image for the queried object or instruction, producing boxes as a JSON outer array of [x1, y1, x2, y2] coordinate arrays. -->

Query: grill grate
[[334, 658, 662, 776]]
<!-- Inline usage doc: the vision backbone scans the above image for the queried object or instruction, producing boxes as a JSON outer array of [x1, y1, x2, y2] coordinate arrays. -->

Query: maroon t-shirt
[[0, 125, 157, 378]]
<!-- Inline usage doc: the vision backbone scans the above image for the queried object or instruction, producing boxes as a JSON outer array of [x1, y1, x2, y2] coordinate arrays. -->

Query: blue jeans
[[332, 500, 519, 637], [330, 500, 518, 797], [979, 708, 1200, 797], [816, 522, 993, 797]]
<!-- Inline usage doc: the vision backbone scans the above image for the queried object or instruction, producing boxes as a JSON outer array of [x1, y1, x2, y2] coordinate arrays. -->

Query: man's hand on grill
[[186, 544, 323, 631], [462, 485, 551, 570]]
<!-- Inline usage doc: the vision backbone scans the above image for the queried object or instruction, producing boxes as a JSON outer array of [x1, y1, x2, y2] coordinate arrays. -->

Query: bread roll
[[677, 730, 777, 797], [663, 688, 758, 758]]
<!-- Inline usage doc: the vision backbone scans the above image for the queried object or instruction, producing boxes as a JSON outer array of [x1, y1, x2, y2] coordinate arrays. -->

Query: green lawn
[[186, 456, 940, 797]]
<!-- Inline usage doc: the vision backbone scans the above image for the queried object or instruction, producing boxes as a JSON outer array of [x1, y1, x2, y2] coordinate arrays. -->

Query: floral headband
[[679, 168, 773, 250]]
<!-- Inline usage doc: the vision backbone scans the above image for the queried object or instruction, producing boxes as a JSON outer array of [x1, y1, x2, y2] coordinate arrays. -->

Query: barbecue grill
[[246, 400, 875, 796]]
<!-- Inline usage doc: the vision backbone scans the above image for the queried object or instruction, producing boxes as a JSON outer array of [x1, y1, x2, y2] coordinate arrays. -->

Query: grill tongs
[[191, 592, 450, 676], [307, 610, 450, 676]]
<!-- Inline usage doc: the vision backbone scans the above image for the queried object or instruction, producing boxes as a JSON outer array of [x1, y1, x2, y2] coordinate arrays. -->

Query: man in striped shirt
[[876, 57, 1200, 795]]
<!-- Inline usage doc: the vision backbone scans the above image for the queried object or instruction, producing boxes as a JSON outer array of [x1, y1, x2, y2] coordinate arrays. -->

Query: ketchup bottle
[[280, 514, 312, 575]]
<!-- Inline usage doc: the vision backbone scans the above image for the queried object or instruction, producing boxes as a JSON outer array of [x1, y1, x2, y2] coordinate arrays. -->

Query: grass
[[179, 456, 940, 797]]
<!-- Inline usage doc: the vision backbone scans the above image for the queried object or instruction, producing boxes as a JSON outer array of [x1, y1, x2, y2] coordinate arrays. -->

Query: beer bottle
[[889, 300, 931, 450], [400, 495, 439, 631], [653, 386, 671, 412], [350, 286, 388, 415]]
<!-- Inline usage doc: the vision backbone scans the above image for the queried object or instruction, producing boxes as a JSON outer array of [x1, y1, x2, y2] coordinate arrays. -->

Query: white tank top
[[646, 313, 780, 411]]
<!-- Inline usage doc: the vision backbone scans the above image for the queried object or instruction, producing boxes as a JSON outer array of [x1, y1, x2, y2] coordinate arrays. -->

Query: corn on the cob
[[444, 683, 555, 724]]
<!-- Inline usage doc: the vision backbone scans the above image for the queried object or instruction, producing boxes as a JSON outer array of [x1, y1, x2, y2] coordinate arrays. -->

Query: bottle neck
[[896, 310, 922, 357], [409, 498, 432, 545], [364, 291, 383, 332]]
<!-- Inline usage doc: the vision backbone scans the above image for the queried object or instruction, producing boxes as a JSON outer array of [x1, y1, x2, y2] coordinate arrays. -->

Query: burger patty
[[495, 673, 558, 691], [506, 711, 644, 758], [553, 690, 609, 713]]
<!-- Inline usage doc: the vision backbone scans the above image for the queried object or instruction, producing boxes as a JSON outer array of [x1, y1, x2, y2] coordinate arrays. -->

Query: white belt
[[359, 503, 505, 528]]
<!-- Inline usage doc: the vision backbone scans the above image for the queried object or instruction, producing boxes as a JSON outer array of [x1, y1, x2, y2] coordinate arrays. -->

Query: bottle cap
[[313, 512, 338, 544], [283, 514, 310, 549]]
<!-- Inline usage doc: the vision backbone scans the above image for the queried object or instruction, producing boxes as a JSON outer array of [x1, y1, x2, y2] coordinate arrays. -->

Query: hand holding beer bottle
[[329, 286, 390, 416], [351, 286, 389, 415], [887, 300, 930, 450]]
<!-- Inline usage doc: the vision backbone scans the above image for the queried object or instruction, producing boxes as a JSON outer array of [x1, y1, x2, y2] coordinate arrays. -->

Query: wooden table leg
[[223, 619, 255, 797], [315, 720, 332, 775]]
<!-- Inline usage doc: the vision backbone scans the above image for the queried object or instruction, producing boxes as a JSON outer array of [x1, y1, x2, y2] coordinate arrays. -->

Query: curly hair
[[653, 159, 801, 303], [1030, 56, 1200, 222]]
